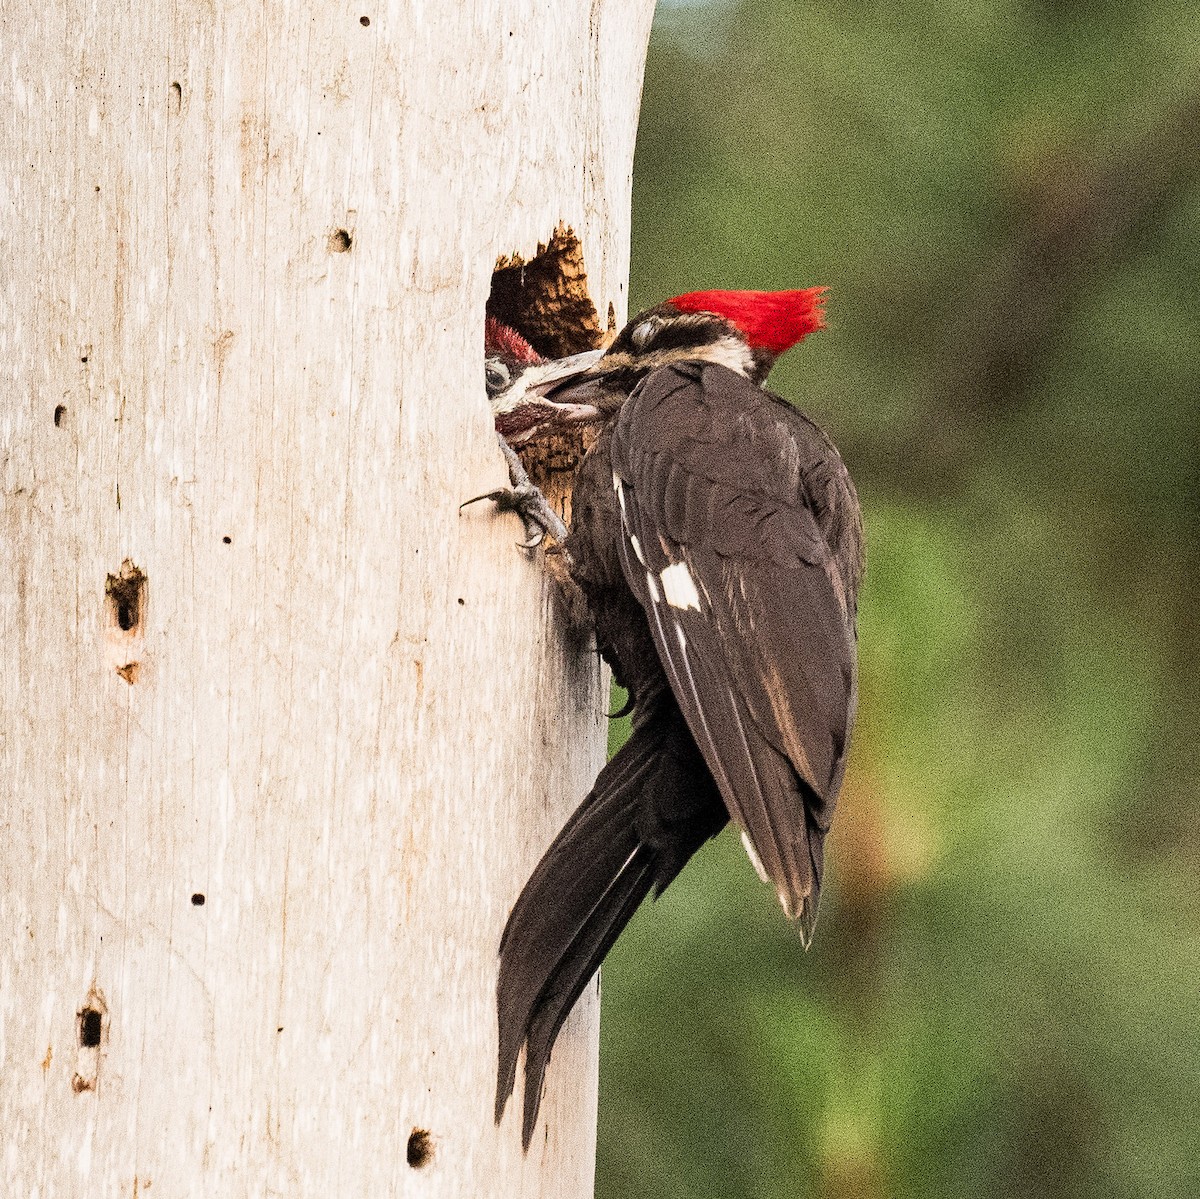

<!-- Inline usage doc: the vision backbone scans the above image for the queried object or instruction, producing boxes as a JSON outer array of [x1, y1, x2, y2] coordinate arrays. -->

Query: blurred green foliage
[[595, 2, 1200, 1196]]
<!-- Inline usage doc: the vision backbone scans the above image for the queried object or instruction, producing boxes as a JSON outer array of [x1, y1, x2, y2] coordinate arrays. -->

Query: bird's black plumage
[[610, 360, 861, 931], [491, 297, 864, 1147]]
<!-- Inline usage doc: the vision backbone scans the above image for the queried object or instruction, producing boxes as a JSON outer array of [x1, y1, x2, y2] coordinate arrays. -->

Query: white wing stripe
[[725, 683, 799, 916], [618, 499, 739, 817], [740, 830, 770, 884], [658, 609, 736, 804]]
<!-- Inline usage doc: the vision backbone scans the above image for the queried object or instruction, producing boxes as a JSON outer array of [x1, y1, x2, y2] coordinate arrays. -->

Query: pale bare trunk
[[0, 1, 654, 1192]]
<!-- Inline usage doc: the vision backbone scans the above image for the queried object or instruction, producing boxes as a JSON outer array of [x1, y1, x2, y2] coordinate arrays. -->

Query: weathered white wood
[[0, 1, 654, 1193]]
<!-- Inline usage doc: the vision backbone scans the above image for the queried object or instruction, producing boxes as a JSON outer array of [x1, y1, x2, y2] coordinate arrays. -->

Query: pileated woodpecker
[[483, 289, 864, 1148]]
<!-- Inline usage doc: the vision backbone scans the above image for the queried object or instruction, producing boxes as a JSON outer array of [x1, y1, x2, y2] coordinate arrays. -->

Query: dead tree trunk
[[0, 1, 654, 1193]]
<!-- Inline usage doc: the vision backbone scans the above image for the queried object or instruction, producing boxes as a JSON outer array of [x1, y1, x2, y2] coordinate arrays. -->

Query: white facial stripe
[[660, 561, 702, 611], [696, 334, 756, 377]]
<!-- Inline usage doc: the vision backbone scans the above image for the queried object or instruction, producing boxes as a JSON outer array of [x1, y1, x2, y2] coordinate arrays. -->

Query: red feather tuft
[[667, 288, 827, 356], [485, 316, 542, 365]]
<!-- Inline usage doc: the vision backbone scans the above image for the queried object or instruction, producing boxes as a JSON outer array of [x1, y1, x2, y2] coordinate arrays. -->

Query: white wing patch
[[660, 561, 702, 611], [629, 534, 647, 567], [645, 571, 661, 603]]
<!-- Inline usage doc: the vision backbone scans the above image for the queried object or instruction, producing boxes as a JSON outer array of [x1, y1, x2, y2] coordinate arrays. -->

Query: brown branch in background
[[863, 93, 1200, 497], [945, 93, 1200, 411]]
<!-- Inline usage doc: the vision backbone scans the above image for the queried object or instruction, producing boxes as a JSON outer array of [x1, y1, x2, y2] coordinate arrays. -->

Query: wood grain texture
[[0, 0, 654, 1193]]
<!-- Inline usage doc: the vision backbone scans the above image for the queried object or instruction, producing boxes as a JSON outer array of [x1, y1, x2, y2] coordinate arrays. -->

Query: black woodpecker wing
[[609, 361, 861, 939]]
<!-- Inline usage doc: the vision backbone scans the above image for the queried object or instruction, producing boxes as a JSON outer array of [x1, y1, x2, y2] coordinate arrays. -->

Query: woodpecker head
[[539, 287, 827, 422], [485, 316, 606, 444], [484, 317, 540, 397]]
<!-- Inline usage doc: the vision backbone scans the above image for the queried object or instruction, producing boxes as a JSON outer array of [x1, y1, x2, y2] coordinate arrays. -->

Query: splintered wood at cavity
[[510, 427, 600, 532], [487, 225, 613, 524], [488, 223, 610, 359]]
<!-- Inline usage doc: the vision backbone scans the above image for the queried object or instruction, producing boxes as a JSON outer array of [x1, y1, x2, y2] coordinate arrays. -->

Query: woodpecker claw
[[461, 435, 569, 549]]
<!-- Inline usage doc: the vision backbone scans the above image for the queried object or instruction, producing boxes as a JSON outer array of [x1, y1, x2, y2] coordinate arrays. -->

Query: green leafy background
[[595, 3, 1200, 1195]]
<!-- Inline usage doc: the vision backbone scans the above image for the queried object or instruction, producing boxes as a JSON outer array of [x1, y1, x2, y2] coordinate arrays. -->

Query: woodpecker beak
[[520, 349, 606, 396], [534, 374, 637, 435], [492, 348, 606, 444], [523, 350, 607, 431]]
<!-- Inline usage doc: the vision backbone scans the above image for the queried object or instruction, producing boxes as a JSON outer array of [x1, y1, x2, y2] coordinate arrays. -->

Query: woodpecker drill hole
[[406, 1129, 434, 1168], [73, 988, 108, 1095], [53, 404, 66, 426], [329, 228, 353, 254], [191, 893, 205, 906], [222, 536, 232, 545], [169, 81, 182, 110], [78, 1008, 102, 1048], [106, 562, 146, 634], [360, 14, 370, 25]]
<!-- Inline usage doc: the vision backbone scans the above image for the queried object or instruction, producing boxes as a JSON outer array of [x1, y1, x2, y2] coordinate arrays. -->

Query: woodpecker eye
[[485, 360, 510, 397], [629, 320, 658, 351]]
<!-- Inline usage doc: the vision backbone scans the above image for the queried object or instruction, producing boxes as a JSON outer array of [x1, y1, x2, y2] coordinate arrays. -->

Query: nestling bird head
[[484, 316, 605, 443], [484, 316, 542, 397], [536, 287, 827, 423]]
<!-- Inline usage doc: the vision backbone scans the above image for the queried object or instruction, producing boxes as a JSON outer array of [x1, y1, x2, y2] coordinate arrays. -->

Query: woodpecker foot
[[462, 435, 569, 549]]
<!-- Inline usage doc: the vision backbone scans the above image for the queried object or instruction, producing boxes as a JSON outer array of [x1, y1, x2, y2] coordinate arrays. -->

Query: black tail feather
[[496, 705, 727, 1146], [496, 723, 659, 1129], [519, 849, 655, 1147]]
